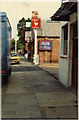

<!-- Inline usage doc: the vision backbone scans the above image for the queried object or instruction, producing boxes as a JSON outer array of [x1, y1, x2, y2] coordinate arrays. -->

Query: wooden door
[[72, 37, 78, 89], [72, 22, 78, 89]]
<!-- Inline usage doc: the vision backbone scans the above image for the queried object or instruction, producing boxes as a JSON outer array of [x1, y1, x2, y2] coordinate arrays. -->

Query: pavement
[[38, 63, 59, 80], [1, 56, 78, 119]]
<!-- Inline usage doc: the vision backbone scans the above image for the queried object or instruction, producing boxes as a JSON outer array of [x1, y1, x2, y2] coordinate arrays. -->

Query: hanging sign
[[25, 31, 31, 41], [31, 18, 41, 29], [39, 40, 52, 50], [25, 31, 31, 38], [26, 22, 31, 28]]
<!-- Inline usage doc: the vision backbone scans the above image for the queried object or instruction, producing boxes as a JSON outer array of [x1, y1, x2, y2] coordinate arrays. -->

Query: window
[[63, 24, 68, 55], [11, 53, 17, 57]]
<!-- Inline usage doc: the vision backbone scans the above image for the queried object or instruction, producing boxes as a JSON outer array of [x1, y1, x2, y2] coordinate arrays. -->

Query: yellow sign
[[25, 43, 28, 50]]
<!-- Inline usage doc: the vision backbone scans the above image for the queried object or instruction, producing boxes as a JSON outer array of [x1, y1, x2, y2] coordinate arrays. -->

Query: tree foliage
[[17, 17, 31, 45], [17, 40, 23, 50], [17, 17, 26, 45], [11, 38, 23, 51], [11, 38, 15, 50]]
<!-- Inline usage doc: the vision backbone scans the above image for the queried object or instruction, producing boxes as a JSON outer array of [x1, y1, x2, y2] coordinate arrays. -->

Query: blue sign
[[39, 40, 52, 50]]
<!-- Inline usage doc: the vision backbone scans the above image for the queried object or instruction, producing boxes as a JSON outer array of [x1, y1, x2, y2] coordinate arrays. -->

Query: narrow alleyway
[[2, 56, 78, 119]]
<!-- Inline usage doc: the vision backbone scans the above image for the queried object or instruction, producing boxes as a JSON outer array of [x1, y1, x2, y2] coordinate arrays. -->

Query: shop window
[[63, 24, 68, 55]]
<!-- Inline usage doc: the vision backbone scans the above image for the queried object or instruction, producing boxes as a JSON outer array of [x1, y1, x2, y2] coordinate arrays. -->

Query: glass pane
[[63, 24, 68, 55], [64, 40, 67, 55], [11, 53, 17, 56]]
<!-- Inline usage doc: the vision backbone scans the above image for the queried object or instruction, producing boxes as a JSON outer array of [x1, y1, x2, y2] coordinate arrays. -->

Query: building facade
[[51, 1, 78, 89]]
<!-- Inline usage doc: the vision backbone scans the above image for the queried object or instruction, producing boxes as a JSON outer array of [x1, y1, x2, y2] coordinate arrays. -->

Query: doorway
[[72, 22, 78, 89]]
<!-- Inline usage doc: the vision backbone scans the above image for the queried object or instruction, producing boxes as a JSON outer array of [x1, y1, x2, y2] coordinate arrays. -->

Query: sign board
[[26, 22, 31, 27], [32, 11, 38, 19], [25, 31, 31, 41], [25, 38, 30, 41], [31, 18, 41, 29], [39, 40, 52, 50], [25, 43, 28, 50], [25, 31, 31, 37]]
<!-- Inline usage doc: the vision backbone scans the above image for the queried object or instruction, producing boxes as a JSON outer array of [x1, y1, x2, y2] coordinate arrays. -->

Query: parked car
[[11, 52, 20, 64]]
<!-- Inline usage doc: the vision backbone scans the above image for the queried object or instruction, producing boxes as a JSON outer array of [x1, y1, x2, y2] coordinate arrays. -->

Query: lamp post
[[15, 40, 17, 52], [15, 37, 18, 52]]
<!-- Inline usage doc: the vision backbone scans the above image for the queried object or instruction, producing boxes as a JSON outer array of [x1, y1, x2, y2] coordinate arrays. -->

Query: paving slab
[[2, 110, 16, 118], [30, 113, 42, 118], [44, 106, 78, 119], [2, 114, 30, 119], [36, 92, 77, 107], [24, 105, 40, 114]]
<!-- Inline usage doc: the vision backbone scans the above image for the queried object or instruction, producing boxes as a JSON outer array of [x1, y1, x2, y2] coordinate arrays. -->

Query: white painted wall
[[59, 22, 70, 87], [59, 12, 77, 87], [59, 57, 68, 87]]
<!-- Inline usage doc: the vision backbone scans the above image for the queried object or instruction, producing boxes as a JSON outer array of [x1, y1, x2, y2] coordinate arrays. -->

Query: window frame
[[63, 24, 68, 55], [60, 23, 69, 57]]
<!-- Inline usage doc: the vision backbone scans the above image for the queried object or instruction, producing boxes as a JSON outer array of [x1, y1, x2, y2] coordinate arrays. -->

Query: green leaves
[[11, 38, 15, 50], [17, 17, 26, 45], [11, 38, 23, 51], [17, 17, 31, 47]]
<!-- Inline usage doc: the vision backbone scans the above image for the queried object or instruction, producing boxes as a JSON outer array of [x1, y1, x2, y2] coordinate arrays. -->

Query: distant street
[[2, 56, 77, 119]]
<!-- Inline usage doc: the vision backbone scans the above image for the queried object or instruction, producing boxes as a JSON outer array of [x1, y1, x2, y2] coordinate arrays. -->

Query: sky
[[1, 0, 61, 39]]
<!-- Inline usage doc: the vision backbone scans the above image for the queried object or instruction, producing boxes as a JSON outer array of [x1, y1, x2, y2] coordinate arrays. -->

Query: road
[[2, 56, 78, 119]]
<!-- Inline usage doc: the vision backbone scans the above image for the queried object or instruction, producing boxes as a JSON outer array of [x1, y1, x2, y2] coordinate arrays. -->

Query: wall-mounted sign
[[39, 40, 52, 50], [25, 43, 28, 50], [25, 31, 31, 41], [31, 18, 41, 29]]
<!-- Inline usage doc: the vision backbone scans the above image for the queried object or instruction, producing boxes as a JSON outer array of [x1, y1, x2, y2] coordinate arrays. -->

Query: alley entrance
[[2, 56, 77, 119]]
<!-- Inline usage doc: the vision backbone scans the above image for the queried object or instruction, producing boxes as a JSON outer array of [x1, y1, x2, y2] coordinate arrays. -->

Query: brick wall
[[52, 38, 59, 63], [37, 37, 59, 63]]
